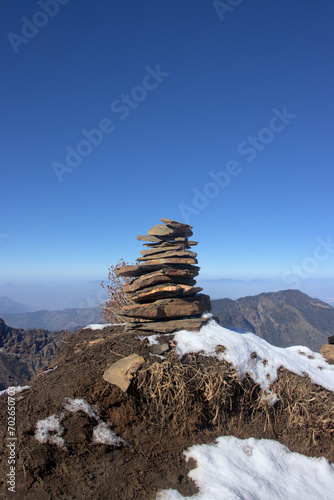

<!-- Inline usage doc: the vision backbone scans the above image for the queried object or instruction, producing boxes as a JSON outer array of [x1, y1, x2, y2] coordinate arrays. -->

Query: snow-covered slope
[[157, 319, 334, 500]]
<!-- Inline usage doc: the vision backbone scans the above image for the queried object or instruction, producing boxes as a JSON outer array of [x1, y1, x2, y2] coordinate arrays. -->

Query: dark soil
[[0, 325, 333, 500]]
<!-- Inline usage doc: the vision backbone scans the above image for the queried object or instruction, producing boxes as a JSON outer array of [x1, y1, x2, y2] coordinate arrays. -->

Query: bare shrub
[[100, 259, 134, 323]]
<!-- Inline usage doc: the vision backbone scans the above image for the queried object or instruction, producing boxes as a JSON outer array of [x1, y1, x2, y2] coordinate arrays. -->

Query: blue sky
[[1, 0, 334, 288]]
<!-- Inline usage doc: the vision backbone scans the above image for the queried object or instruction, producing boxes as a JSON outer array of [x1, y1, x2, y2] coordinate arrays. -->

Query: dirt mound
[[0, 325, 333, 499]]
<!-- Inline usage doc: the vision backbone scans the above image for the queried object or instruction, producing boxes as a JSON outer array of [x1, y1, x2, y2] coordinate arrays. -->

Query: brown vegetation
[[100, 259, 135, 323]]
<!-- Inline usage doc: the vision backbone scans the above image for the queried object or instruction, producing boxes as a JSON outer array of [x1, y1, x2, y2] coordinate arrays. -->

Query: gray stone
[[150, 343, 169, 355], [103, 353, 145, 392]]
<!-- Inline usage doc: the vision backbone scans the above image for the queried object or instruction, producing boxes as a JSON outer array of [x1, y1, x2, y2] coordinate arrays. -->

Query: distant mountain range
[[211, 289, 333, 352], [1, 307, 101, 332], [0, 296, 31, 314]]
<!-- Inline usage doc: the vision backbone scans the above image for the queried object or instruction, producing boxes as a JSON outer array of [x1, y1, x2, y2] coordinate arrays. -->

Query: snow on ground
[[157, 436, 334, 500], [34, 398, 124, 448], [40, 365, 58, 374], [92, 421, 124, 446], [35, 412, 66, 448], [83, 322, 127, 330], [83, 323, 119, 330], [161, 321, 334, 499], [173, 320, 334, 392], [0, 385, 31, 397]]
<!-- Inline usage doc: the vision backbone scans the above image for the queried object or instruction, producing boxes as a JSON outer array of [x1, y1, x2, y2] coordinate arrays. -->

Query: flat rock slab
[[125, 316, 210, 333], [117, 264, 200, 278], [140, 245, 187, 256], [129, 283, 203, 303], [320, 344, 334, 363], [120, 294, 211, 320], [143, 240, 198, 247], [140, 257, 198, 266], [148, 224, 193, 238], [137, 234, 173, 242], [160, 218, 192, 230], [123, 270, 196, 293], [138, 250, 197, 261], [103, 353, 145, 392]]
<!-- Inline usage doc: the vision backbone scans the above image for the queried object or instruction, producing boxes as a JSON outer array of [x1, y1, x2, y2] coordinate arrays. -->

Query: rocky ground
[[0, 324, 333, 499]]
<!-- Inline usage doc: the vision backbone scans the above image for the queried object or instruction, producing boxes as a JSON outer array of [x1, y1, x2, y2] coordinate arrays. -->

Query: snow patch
[[173, 320, 334, 392], [157, 436, 334, 500], [40, 365, 58, 374], [63, 397, 99, 419], [0, 385, 31, 397], [35, 413, 66, 448], [92, 422, 124, 446], [34, 398, 123, 449], [84, 323, 125, 330]]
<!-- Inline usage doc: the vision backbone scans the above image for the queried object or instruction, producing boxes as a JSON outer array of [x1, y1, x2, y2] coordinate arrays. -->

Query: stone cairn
[[117, 218, 212, 334]]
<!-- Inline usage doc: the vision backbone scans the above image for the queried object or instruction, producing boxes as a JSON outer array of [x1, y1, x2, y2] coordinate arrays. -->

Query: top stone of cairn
[[137, 219, 193, 242]]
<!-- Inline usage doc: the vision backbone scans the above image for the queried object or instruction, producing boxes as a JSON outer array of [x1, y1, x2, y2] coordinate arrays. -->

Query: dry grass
[[136, 353, 257, 432], [271, 368, 334, 443], [135, 354, 334, 447]]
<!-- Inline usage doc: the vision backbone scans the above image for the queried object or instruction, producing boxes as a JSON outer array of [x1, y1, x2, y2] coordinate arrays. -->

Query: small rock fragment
[[103, 353, 145, 392]]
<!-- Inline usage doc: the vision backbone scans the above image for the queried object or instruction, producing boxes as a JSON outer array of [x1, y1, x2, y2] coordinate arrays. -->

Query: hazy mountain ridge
[[212, 289, 333, 352], [0, 296, 32, 314], [1, 307, 101, 332]]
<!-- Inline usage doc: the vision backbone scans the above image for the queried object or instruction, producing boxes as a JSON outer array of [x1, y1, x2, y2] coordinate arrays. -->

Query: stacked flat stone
[[117, 218, 211, 334]]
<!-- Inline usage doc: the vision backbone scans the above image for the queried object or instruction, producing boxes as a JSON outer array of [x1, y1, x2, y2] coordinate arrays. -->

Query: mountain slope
[[0, 318, 65, 390], [211, 289, 333, 352]]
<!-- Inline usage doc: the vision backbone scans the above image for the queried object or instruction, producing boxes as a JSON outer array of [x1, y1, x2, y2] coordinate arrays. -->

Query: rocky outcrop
[[118, 219, 211, 333], [0, 318, 65, 390]]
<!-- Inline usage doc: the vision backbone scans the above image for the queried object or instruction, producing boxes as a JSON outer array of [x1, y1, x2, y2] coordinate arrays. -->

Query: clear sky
[[1, 0, 334, 287]]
